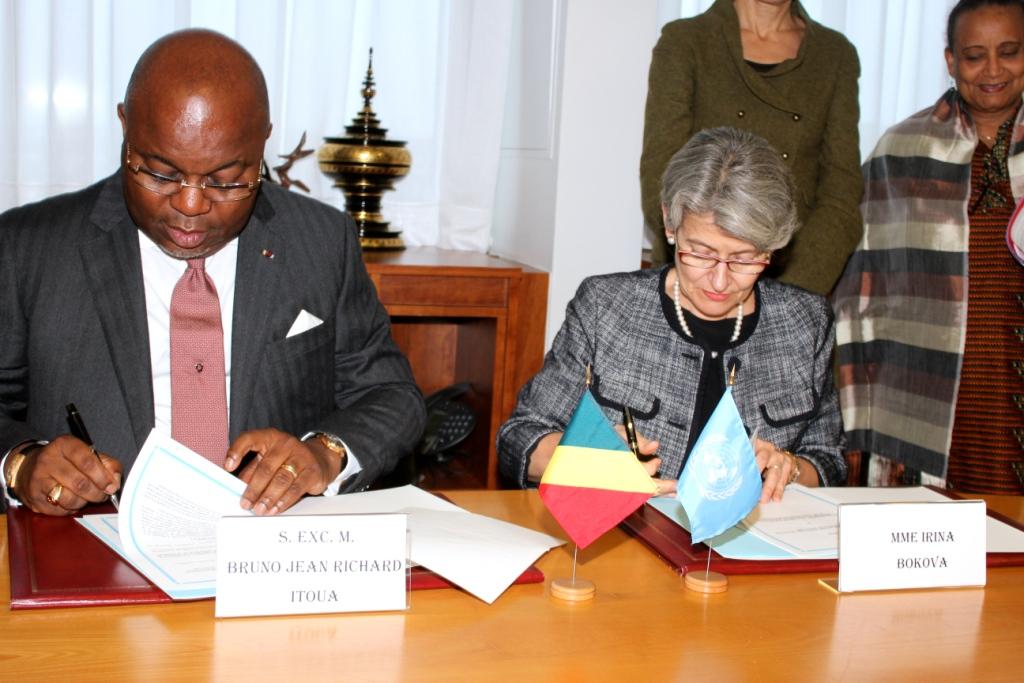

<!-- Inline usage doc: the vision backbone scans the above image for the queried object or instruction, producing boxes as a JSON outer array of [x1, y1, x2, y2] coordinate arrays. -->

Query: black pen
[[66, 403, 119, 510], [622, 405, 638, 458], [622, 405, 655, 464]]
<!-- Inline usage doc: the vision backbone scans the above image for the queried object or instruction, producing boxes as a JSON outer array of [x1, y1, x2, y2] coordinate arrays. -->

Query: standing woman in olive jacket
[[640, 0, 862, 296]]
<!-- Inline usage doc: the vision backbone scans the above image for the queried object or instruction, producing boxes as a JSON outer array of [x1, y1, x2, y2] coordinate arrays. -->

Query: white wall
[[491, 0, 660, 348], [490, 0, 563, 273]]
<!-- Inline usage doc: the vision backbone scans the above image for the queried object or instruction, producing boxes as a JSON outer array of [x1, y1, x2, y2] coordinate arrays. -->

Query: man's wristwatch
[[306, 432, 347, 475]]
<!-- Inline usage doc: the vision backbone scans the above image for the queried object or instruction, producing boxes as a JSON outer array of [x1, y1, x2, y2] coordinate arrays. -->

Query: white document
[[286, 484, 463, 516], [289, 485, 563, 604], [647, 485, 1024, 560], [78, 429, 249, 599], [812, 486, 953, 505], [738, 486, 838, 556], [404, 508, 562, 604], [812, 486, 1024, 554]]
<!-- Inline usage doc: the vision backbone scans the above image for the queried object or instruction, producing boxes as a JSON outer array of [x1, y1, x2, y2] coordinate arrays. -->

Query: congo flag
[[539, 389, 658, 549]]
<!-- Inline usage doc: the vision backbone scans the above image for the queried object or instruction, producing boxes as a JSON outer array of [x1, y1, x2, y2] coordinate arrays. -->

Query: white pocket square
[[286, 309, 324, 338]]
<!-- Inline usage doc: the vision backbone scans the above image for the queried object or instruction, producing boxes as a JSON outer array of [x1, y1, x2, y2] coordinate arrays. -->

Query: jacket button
[[737, 110, 745, 118], [781, 152, 789, 160], [792, 114, 801, 122]]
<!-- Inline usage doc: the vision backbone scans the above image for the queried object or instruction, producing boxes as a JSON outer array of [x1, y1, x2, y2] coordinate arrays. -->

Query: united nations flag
[[676, 386, 761, 544]]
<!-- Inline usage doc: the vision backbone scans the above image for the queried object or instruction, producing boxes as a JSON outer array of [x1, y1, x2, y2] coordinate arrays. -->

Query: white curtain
[[658, 0, 959, 161], [0, 0, 513, 250], [0, 0, 970, 248]]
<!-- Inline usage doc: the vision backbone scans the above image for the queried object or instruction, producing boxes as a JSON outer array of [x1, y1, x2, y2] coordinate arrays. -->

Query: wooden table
[[364, 248, 548, 489], [3, 492, 1023, 683]]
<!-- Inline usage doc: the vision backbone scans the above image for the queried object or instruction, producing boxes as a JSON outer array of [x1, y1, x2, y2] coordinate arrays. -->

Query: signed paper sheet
[[78, 429, 248, 599]]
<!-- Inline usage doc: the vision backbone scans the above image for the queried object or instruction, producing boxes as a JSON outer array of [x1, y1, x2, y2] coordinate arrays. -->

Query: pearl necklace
[[673, 278, 743, 358]]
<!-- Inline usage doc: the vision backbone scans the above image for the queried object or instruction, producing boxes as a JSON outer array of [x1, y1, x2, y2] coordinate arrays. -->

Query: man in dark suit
[[0, 29, 425, 516]]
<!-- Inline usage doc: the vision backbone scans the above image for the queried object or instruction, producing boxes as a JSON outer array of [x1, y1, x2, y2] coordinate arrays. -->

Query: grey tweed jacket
[[497, 268, 846, 487]]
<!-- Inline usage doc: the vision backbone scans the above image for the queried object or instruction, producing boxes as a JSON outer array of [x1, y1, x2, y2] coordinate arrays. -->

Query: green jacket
[[640, 0, 862, 295]]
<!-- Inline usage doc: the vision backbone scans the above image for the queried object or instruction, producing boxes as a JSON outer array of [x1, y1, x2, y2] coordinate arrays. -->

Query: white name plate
[[837, 500, 986, 593], [215, 513, 408, 618]]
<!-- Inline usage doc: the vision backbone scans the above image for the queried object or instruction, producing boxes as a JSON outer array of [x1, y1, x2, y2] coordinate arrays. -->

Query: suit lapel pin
[[261, 249, 274, 259]]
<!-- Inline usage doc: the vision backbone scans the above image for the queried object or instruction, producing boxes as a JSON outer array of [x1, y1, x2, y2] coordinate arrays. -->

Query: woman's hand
[[613, 425, 676, 496], [752, 438, 806, 503]]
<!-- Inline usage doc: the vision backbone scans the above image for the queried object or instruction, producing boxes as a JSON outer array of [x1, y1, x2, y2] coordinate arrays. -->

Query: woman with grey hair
[[498, 127, 846, 499]]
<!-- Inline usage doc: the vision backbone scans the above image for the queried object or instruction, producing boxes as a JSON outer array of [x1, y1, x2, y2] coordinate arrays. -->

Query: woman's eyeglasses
[[676, 249, 769, 274]]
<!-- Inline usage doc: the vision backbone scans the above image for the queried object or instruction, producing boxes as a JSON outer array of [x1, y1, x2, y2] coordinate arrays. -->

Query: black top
[[745, 60, 780, 73], [657, 267, 760, 475]]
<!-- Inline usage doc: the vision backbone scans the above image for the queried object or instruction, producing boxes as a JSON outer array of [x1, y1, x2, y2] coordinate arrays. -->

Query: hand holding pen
[[7, 410, 123, 516], [623, 406, 656, 462], [620, 407, 674, 495], [65, 403, 121, 510]]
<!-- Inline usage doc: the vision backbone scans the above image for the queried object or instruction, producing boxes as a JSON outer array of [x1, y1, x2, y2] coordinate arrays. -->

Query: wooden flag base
[[684, 570, 728, 594], [550, 578, 596, 602]]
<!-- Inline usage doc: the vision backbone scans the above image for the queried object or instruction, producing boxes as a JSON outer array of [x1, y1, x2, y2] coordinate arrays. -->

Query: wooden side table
[[364, 247, 548, 488]]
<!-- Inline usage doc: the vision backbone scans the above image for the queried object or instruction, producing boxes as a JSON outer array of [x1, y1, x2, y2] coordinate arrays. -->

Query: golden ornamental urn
[[318, 50, 411, 250]]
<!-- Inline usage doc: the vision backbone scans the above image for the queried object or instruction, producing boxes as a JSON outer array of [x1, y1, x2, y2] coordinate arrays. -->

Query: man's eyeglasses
[[124, 143, 263, 202], [677, 249, 770, 274]]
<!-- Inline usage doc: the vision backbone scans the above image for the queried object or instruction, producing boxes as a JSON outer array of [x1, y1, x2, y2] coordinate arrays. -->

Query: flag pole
[[551, 543, 596, 602], [684, 539, 729, 594]]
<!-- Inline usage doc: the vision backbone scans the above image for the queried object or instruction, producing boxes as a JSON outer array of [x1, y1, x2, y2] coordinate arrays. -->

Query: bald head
[[123, 29, 269, 129]]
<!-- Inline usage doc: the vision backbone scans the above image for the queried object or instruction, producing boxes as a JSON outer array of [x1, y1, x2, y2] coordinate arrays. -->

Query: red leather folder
[[7, 503, 170, 609], [7, 504, 544, 610], [620, 492, 1024, 576]]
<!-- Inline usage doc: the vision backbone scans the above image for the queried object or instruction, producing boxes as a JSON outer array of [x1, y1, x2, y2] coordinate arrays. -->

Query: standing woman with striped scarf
[[834, 0, 1024, 493]]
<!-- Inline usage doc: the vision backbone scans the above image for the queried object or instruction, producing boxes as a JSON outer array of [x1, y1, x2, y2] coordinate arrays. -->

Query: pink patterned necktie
[[170, 258, 229, 465]]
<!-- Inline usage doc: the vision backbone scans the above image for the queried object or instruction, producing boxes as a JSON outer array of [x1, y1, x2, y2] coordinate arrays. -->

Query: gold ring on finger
[[46, 483, 64, 506], [281, 463, 299, 479]]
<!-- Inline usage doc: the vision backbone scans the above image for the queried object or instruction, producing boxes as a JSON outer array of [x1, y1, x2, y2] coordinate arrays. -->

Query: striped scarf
[[833, 89, 1024, 478]]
